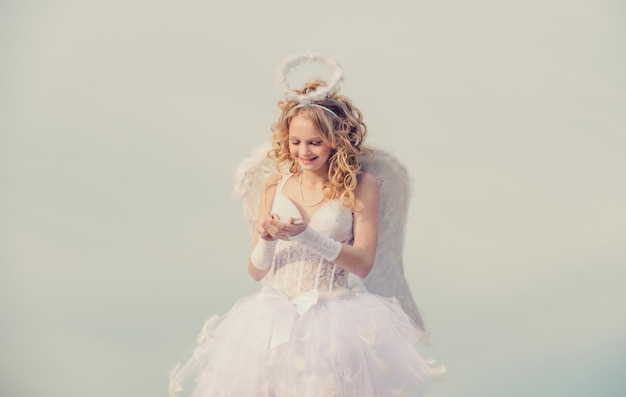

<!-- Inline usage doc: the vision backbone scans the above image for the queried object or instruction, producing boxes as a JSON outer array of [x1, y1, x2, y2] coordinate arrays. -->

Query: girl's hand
[[261, 214, 306, 240], [255, 214, 276, 241]]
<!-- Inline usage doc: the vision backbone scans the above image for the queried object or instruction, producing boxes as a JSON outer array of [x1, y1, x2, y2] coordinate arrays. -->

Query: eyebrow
[[288, 137, 323, 141]]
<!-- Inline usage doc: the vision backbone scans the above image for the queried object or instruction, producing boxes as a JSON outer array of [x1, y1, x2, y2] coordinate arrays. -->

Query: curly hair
[[268, 80, 371, 209]]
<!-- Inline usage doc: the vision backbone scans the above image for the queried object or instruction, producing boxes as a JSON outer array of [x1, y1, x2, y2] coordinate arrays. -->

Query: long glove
[[250, 239, 277, 270], [289, 226, 342, 262]]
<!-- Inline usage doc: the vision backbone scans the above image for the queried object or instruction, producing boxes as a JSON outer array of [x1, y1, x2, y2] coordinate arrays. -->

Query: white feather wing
[[232, 143, 275, 233], [357, 149, 426, 331]]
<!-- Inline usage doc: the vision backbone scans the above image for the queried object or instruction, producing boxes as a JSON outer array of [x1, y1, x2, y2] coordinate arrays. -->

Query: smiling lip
[[299, 157, 317, 164]]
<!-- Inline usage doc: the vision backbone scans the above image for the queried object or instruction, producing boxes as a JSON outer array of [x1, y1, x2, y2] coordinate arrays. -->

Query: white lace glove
[[250, 239, 277, 270], [289, 225, 342, 262]]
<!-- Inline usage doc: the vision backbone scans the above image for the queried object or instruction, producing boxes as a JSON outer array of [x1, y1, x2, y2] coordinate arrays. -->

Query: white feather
[[232, 143, 275, 233], [359, 149, 427, 333]]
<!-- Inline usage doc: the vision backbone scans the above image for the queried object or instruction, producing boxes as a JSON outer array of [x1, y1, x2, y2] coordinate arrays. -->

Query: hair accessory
[[276, 52, 344, 106], [293, 103, 338, 117]]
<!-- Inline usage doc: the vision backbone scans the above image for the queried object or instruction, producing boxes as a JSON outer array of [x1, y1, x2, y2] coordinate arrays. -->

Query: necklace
[[299, 172, 325, 207]]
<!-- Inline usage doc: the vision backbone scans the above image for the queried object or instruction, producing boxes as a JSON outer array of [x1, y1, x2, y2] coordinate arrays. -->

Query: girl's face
[[288, 114, 332, 174]]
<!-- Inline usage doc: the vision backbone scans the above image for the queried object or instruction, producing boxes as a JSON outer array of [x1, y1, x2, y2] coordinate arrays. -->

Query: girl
[[169, 53, 443, 397]]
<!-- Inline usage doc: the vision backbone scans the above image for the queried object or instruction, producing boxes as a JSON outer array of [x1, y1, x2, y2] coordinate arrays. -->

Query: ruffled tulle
[[169, 287, 443, 397]]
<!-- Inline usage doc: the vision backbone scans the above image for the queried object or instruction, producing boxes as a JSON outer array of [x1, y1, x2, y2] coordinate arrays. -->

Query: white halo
[[276, 52, 344, 105]]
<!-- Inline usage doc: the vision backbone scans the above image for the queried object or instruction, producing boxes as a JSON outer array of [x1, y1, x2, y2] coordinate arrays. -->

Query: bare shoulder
[[263, 173, 282, 198], [259, 173, 282, 215], [354, 171, 379, 214], [356, 171, 379, 192], [264, 173, 282, 193]]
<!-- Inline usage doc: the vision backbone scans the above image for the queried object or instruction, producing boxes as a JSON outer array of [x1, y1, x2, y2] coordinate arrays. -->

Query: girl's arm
[[331, 171, 379, 278], [247, 174, 281, 281]]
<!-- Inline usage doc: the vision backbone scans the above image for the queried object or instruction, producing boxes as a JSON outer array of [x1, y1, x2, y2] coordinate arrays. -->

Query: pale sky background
[[1, 1, 625, 396]]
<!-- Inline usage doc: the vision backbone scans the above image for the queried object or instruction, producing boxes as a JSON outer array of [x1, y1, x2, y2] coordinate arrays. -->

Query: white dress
[[169, 174, 440, 397]]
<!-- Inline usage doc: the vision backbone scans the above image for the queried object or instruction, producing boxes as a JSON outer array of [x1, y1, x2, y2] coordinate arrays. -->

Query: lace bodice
[[263, 174, 354, 299]]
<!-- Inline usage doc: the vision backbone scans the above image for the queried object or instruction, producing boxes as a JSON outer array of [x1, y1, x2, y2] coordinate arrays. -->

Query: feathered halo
[[275, 52, 344, 105]]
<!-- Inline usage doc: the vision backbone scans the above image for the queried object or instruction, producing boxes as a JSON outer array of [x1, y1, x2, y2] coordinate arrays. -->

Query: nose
[[299, 144, 312, 157]]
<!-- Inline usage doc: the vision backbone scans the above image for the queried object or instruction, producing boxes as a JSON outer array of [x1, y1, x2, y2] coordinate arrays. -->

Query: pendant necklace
[[299, 172, 325, 207]]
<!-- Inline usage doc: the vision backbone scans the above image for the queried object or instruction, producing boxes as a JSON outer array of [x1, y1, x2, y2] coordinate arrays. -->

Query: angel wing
[[356, 149, 426, 332], [232, 143, 275, 233], [233, 144, 426, 333]]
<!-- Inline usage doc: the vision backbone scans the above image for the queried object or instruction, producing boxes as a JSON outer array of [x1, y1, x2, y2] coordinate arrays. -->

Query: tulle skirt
[[169, 286, 442, 397]]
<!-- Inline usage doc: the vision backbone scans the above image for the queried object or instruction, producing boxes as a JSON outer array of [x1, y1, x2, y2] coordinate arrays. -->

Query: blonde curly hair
[[268, 80, 371, 209]]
